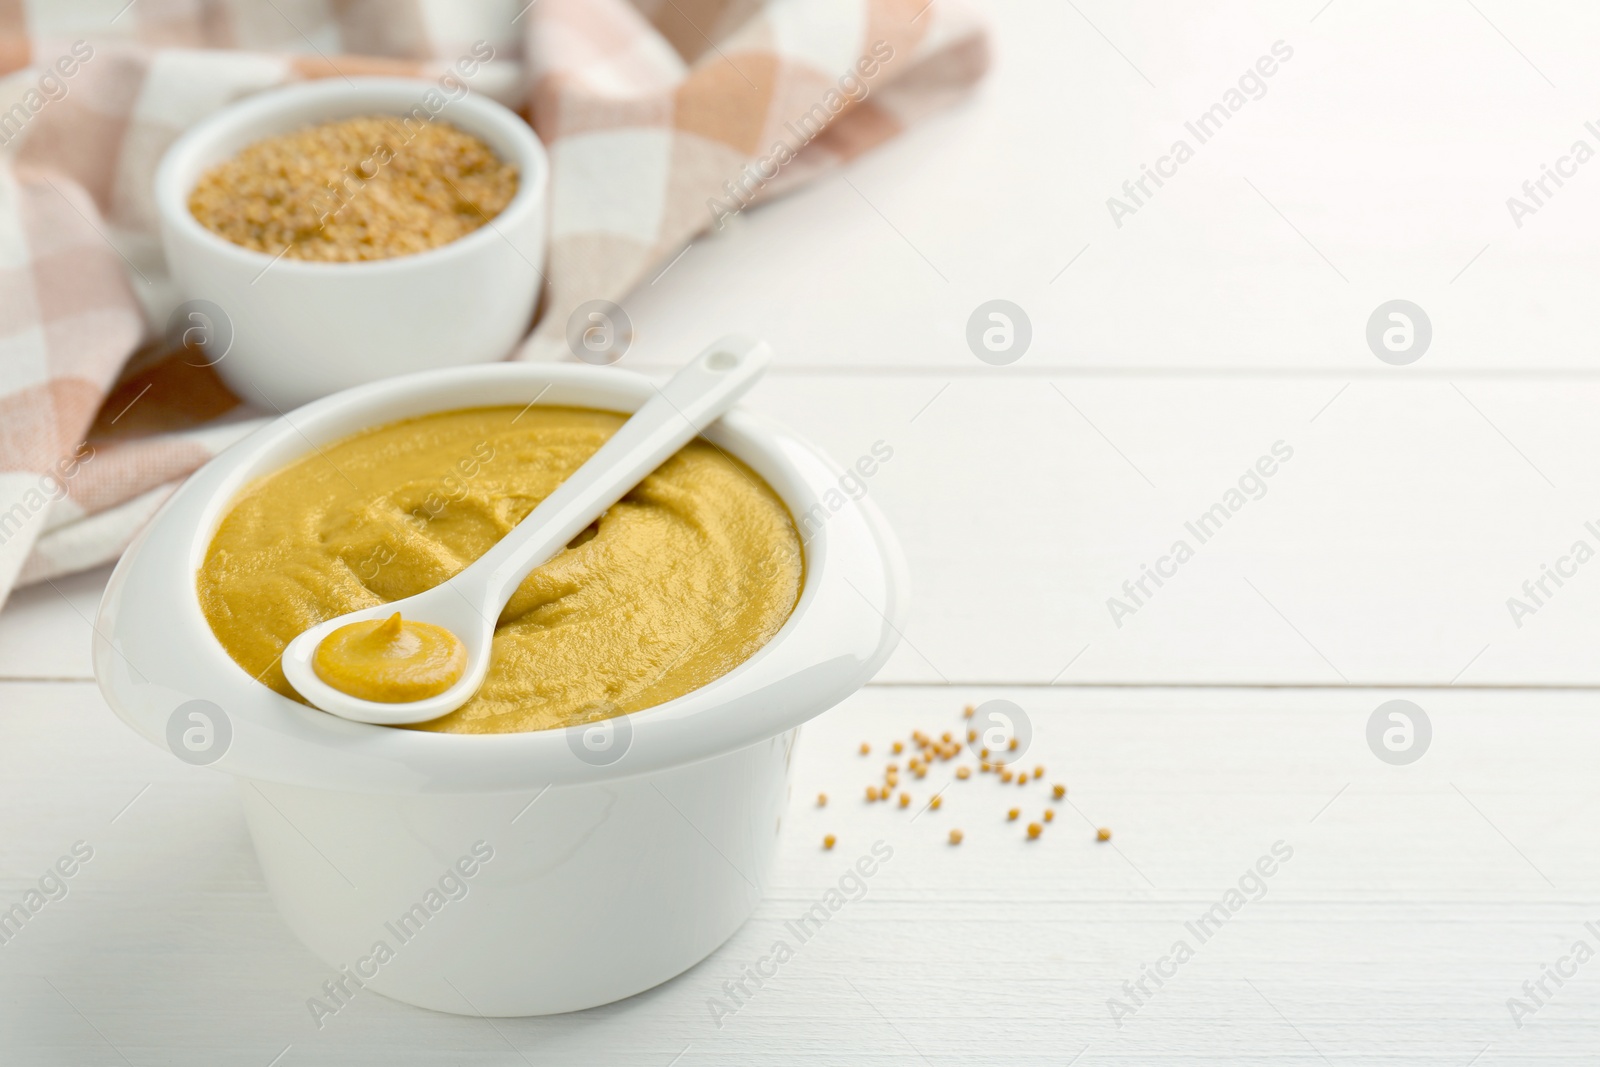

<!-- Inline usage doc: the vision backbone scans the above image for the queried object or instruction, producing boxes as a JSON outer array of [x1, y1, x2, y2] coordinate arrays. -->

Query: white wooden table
[[6, 1, 1600, 1062]]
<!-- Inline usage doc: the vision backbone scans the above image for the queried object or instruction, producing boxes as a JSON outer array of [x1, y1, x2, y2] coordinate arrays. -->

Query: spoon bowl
[[281, 593, 498, 725], [280, 336, 772, 724]]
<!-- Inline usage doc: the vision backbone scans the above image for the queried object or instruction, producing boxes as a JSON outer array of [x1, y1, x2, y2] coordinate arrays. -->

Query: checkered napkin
[[0, 0, 988, 611]]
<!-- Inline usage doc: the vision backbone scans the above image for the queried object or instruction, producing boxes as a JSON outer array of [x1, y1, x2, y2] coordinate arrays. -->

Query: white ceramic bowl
[[93, 364, 907, 1016], [154, 78, 549, 411]]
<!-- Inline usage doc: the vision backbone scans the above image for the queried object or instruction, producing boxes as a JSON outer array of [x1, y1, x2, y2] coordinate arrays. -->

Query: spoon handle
[[469, 336, 772, 609]]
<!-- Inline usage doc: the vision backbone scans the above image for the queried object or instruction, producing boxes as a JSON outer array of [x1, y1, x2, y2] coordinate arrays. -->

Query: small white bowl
[[154, 78, 548, 411], [93, 363, 907, 1016]]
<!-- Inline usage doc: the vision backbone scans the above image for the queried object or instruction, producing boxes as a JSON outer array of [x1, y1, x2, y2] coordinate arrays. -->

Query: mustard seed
[[189, 115, 517, 262]]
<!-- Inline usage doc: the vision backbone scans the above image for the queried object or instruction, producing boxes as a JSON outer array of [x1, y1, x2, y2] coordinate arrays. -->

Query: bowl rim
[[93, 363, 908, 794], [153, 76, 550, 276]]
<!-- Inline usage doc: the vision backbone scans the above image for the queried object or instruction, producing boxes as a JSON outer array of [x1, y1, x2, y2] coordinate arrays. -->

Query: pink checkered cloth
[[0, 0, 988, 610]]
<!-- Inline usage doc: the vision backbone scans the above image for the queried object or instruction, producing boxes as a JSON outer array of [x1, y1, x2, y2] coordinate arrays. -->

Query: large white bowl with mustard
[[92, 362, 906, 1016]]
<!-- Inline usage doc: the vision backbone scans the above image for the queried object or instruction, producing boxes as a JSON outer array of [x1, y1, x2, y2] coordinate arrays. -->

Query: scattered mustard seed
[[1043, 810, 1054, 823], [1097, 827, 1112, 842], [956, 766, 971, 780], [1052, 784, 1066, 799], [949, 829, 964, 844], [866, 786, 879, 802], [1033, 766, 1044, 779], [892, 741, 904, 754], [823, 834, 836, 850], [860, 742, 870, 755], [817, 793, 827, 807], [931, 795, 943, 810], [1007, 808, 1020, 821], [1027, 822, 1042, 840], [963, 705, 974, 718], [899, 792, 911, 809]]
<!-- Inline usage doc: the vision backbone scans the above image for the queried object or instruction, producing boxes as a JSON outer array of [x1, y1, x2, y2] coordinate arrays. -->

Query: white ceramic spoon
[[280, 336, 772, 725]]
